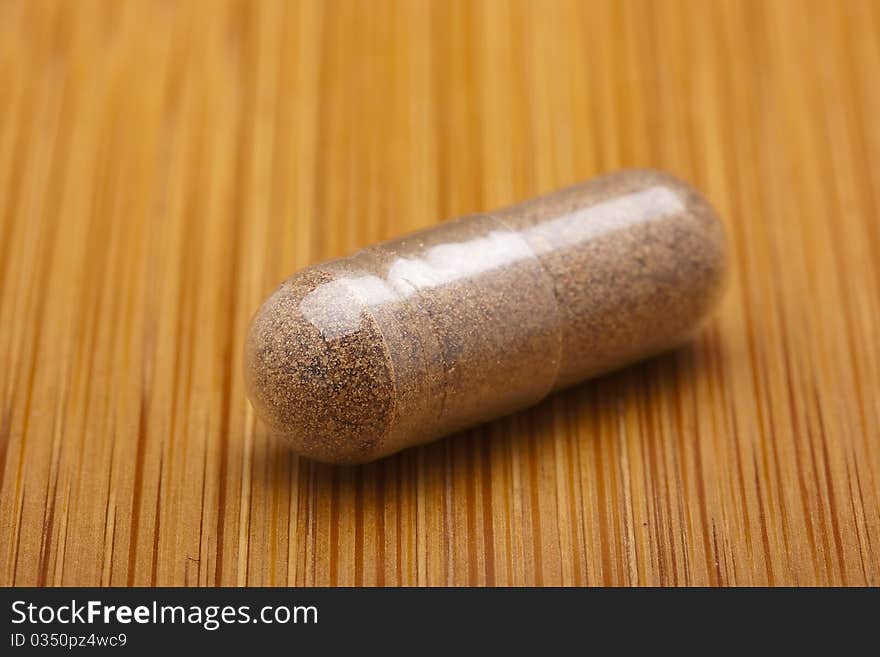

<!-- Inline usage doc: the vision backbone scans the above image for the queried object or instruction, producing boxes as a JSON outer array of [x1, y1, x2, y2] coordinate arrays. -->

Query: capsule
[[244, 169, 728, 464]]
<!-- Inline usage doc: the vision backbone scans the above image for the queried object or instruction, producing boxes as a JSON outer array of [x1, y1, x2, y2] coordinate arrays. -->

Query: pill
[[244, 169, 728, 464]]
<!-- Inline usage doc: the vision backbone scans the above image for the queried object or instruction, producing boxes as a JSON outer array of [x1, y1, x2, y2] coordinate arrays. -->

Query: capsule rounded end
[[243, 268, 397, 464], [638, 168, 730, 317]]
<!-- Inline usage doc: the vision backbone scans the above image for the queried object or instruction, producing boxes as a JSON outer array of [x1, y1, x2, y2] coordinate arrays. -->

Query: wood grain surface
[[1, 0, 879, 587]]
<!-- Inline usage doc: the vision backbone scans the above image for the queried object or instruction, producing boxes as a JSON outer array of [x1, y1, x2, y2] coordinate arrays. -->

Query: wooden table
[[1, 0, 878, 586]]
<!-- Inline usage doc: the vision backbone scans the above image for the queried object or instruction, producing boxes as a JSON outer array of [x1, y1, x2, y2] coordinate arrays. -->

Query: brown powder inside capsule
[[245, 268, 397, 463], [495, 169, 727, 388], [244, 169, 727, 464], [338, 213, 563, 456]]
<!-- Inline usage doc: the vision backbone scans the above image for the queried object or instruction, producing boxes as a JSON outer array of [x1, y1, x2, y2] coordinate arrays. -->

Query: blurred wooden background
[[1, 0, 879, 586]]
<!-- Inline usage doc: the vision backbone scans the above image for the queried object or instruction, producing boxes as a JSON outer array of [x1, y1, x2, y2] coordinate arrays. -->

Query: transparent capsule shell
[[244, 169, 728, 464]]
